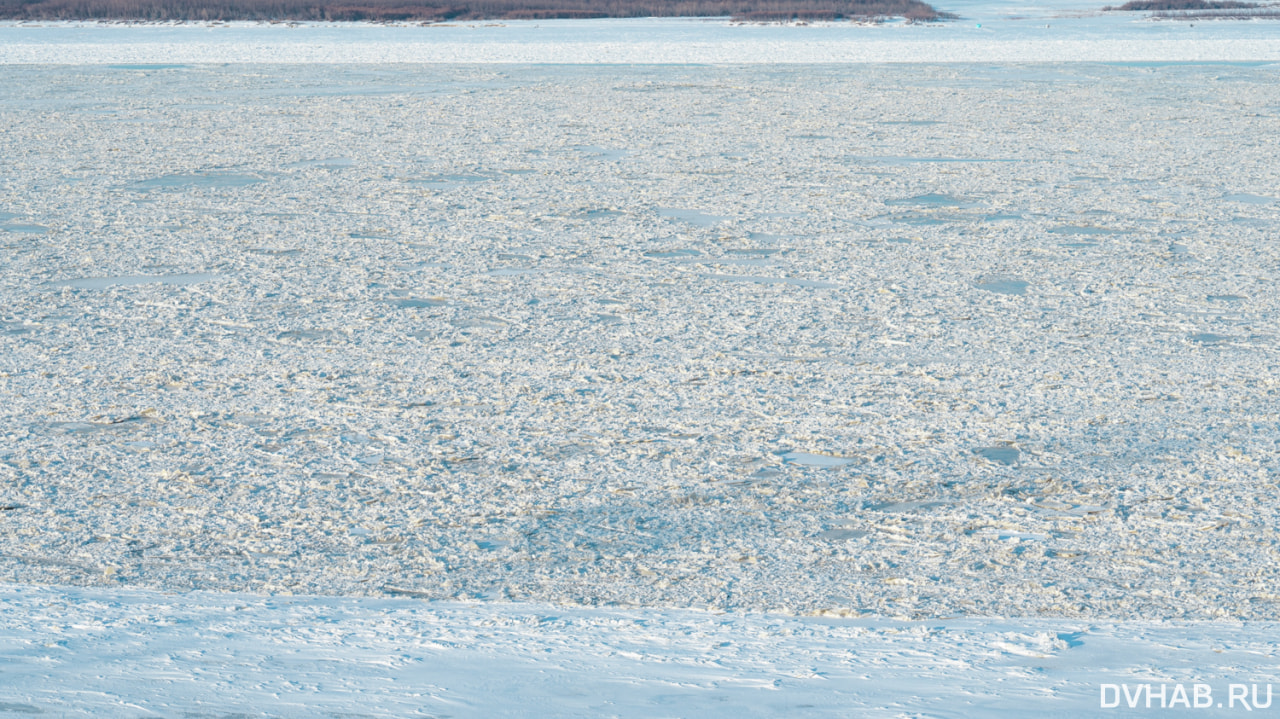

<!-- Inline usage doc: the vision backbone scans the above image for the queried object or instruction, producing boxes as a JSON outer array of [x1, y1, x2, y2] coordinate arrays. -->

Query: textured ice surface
[[2, 64, 1280, 619]]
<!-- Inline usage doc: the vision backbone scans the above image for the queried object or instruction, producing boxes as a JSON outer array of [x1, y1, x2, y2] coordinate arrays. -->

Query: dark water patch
[[349, 232, 391, 239], [248, 248, 301, 256], [46, 273, 220, 289], [974, 447, 1020, 465], [131, 173, 263, 191], [1189, 333, 1231, 345], [1208, 294, 1246, 302], [974, 279, 1028, 295]]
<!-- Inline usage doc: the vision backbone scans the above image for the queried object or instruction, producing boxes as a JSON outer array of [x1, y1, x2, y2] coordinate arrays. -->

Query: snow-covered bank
[[2, 583, 1278, 717], [0, 15, 1278, 63]]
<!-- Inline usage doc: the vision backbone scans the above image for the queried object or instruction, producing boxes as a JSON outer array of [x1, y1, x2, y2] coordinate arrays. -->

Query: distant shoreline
[[0, 0, 954, 23]]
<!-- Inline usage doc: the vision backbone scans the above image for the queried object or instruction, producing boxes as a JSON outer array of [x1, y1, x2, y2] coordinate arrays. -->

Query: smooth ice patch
[[409, 173, 492, 188], [974, 446, 1020, 465], [884, 193, 978, 208], [286, 157, 354, 169], [658, 208, 730, 227], [782, 451, 855, 467], [1223, 193, 1276, 204], [131, 173, 263, 190], [704, 274, 838, 289], [1049, 225, 1125, 236], [0, 223, 48, 234], [46, 273, 221, 289], [973, 279, 1029, 295]]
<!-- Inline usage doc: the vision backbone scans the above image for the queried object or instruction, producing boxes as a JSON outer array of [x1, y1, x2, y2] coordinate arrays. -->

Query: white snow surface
[[1, 12, 1279, 64], [2, 583, 1280, 717]]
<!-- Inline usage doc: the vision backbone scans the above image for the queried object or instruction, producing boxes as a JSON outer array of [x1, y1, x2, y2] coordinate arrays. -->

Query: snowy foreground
[[2, 584, 1280, 717]]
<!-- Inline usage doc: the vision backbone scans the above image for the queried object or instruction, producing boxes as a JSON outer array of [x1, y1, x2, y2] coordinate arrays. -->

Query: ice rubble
[[2, 63, 1278, 621]]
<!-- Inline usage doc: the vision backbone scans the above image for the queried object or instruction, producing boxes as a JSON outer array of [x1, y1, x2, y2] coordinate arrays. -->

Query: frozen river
[[3, 62, 1279, 621]]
